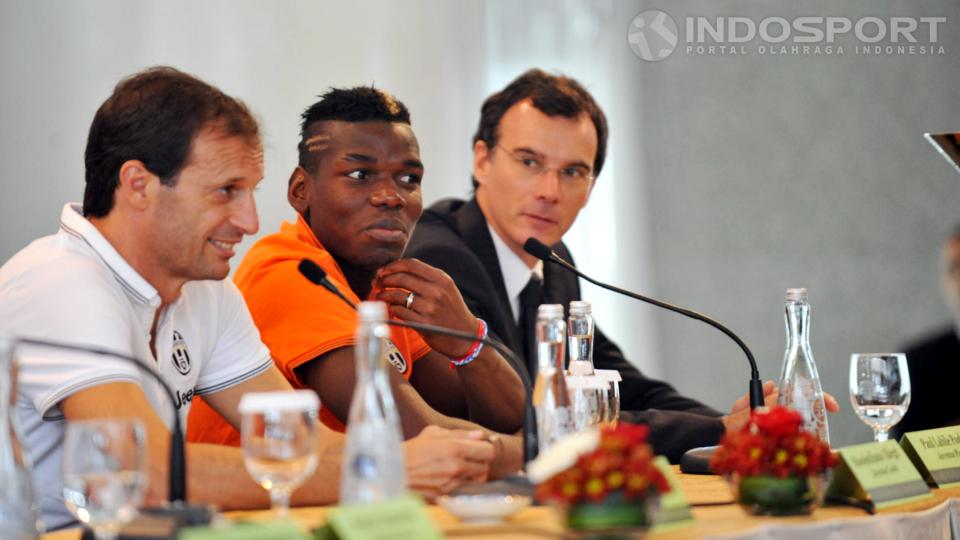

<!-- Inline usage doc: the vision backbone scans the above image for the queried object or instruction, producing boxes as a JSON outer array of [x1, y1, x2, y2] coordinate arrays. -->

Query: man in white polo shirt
[[0, 67, 493, 531]]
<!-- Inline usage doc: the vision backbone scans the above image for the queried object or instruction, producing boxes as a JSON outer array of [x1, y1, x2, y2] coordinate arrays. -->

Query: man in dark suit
[[892, 225, 960, 439], [404, 69, 774, 462]]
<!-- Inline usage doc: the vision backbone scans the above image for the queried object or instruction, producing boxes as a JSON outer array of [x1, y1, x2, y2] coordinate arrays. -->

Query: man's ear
[[472, 140, 491, 188], [116, 160, 156, 211], [288, 166, 310, 214]]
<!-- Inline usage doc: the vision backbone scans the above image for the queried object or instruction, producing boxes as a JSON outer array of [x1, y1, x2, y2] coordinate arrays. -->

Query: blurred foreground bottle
[[566, 301, 603, 430], [340, 302, 406, 504], [778, 288, 830, 445], [533, 304, 574, 453], [567, 301, 595, 376], [0, 336, 39, 539]]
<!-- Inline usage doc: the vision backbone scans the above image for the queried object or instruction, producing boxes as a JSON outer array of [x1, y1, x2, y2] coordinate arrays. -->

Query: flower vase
[[564, 490, 654, 538], [731, 474, 827, 516]]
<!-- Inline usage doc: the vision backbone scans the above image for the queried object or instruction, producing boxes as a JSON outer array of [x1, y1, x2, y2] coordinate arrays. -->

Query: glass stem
[[875, 428, 889, 442], [271, 488, 292, 518]]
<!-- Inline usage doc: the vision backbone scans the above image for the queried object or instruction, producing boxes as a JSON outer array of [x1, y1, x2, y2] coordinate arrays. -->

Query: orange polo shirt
[[187, 215, 430, 445]]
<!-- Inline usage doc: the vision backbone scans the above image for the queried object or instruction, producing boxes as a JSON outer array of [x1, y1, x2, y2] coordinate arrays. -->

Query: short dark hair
[[298, 86, 411, 173], [472, 69, 608, 187], [83, 66, 260, 218]]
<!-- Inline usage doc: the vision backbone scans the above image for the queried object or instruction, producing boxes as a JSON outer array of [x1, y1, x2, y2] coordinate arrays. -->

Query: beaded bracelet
[[450, 318, 488, 368]]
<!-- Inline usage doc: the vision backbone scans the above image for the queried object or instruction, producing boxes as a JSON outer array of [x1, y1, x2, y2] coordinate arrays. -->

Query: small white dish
[[436, 493, 532, 524]]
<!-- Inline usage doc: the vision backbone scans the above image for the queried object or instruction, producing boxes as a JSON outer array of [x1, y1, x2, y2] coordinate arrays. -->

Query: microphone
[[522, 238, 764, 411], [15, 337, 213, 536], [296, 258, 540, 464], [16, 337, 188, 503]]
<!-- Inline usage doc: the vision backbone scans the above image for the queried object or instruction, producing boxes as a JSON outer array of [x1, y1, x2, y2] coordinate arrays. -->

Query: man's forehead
[[304, 120, 419, 158]]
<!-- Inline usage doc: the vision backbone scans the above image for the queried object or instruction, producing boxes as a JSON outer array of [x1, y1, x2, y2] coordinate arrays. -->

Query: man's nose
[[233, 189, 260, 235], [533, 168, 561, 203]]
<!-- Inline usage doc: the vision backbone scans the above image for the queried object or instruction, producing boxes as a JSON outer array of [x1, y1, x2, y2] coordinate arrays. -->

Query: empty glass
[[61, 418, 147, 540], [594, 369, 622, 427], [240, 390, 319, 517], [849, 353, 911, 442]]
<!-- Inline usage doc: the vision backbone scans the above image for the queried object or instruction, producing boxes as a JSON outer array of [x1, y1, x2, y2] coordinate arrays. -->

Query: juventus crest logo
[[383, 339, 407, 374], [171, 330, 192, 375]]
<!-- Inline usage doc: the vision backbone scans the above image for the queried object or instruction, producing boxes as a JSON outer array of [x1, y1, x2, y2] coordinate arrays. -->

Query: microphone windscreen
[[523, 238, 553, 261], [298, 258, 327, 285]]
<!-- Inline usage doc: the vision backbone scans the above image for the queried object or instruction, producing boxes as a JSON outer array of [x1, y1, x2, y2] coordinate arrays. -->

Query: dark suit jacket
[[405, 197, 725, 462], [891, 327, 960, 440]]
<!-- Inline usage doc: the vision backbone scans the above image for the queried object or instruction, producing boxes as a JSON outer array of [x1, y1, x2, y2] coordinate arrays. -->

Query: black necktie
[[517, 274, 544, 380]]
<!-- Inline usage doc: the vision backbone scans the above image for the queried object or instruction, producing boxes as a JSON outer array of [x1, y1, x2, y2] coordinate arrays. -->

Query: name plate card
[[322, 494, 443, 540], [826, 440, 931, 509], [650, 456, 694, 532], [900, 426, 960, 488]]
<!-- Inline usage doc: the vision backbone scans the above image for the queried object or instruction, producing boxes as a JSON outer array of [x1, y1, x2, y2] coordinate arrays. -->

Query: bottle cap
[[569, 300, 592, 316], [358, 301, 388, 323], [537, 304, 564, 319], [786, 288, 808, 302]]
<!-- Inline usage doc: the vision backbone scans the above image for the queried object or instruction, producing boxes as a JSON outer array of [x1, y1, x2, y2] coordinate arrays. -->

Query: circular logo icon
[[627, 10, 679, 62]]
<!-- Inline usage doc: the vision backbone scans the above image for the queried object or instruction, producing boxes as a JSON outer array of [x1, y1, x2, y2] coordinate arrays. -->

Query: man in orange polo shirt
[[189, 87, 525, 480]]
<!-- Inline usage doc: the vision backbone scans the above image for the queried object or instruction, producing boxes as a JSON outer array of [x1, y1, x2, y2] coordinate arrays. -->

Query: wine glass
[[240, 390, 320, 518], [62, 418, 147, 540], [849, 353, 911, 442]]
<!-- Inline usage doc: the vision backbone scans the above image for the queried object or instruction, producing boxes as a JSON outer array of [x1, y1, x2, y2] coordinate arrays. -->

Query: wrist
[[450, 318, 488, 369]]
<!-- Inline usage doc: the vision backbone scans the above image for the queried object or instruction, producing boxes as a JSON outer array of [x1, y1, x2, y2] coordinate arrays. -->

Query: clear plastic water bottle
[[340, 302, 407, 504], [533, 304, 574, 453], [567, 301, 595, 376], [0, 336, 39, 540], [778, 288, 831, 445]]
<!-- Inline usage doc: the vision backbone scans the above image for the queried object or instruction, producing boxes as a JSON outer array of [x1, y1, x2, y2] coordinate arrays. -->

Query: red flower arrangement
[[711, 405, 837, 478], [535, 423, 671, 504]]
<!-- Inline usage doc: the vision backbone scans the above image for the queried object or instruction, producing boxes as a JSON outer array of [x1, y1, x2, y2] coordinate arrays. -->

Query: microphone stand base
[[679, 445, 720, 475]]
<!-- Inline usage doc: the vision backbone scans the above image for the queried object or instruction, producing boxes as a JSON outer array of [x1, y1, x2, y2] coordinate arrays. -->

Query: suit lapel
[[457, 198, 524, 352]]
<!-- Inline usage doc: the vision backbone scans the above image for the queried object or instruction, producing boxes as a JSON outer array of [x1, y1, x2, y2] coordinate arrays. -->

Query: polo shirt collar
[[58, 203, 161, 307]]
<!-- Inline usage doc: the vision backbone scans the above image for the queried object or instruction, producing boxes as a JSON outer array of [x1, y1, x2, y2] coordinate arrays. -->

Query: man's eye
[[218, 185, 235, 196], [561, 167, 586, 179], [520, 158, 541, 169], [398, 173, 421, 185], [347, 170, 371, 180]]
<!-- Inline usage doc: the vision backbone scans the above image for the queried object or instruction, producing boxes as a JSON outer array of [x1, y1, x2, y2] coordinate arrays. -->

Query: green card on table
[[324, 494, 442, 540], [901, 426, 960, 488], [826, 440, 931, 509]]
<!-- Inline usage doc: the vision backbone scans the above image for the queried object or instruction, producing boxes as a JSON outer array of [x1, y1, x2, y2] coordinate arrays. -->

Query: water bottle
[[567, 301, 595, 376], [533, 304, 574, 452], [567, 301, 602, 430], [778, 288, 830, 445], [0, 335, 40, 539], [340, 302, 406, 504]]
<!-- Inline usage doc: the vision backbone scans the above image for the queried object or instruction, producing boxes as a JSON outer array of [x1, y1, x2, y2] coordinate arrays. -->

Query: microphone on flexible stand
[[14, 337, 213, 536], [522, 238, 764, 409], [522, 238, 763, 474], [297, 258, 540, 464]]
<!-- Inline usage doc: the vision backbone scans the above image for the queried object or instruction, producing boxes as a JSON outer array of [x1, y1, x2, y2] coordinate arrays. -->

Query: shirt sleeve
[[193, 280, 273, 395], [0, 258, 141, 419]]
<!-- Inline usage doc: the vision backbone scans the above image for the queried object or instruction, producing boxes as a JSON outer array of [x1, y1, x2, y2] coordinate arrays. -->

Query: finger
[[824, 392, 841, 412], [374, 288, 415, 309], [379, 258, 444, 281], [762, 380, 777, 395]]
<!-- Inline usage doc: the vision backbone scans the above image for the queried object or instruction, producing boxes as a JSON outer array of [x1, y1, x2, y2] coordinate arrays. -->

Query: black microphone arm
[[522, 238, 764, 410], [15, 337, 188, 503], [297, 258, 540, 463]]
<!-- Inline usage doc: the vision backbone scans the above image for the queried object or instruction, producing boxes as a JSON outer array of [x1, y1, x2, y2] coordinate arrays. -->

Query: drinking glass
[[849, 353, 911, 442], [62, 418, 147, 540], [240, 390, 320, 517]]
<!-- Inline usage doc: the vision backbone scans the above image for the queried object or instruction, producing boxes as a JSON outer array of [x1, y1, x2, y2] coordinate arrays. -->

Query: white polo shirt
[[0, 204, 273, 531]]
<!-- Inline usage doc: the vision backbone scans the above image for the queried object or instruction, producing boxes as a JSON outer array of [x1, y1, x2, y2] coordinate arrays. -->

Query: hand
[[373, 258, 479, 358], [722, 382, 842, 433], [722, 380, 778, 433], [403, 425, 494, 500]]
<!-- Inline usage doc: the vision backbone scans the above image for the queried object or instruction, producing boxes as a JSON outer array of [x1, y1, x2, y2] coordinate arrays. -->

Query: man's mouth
[[208, 238, 239, 256], [522, 213, 558, 227], [365, 220, 408, 243]]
